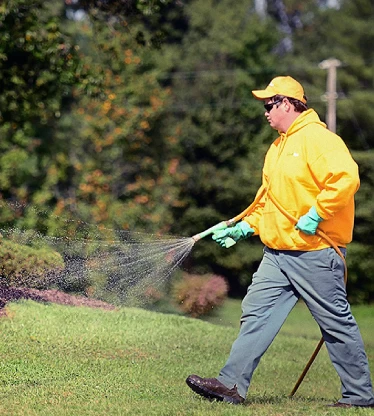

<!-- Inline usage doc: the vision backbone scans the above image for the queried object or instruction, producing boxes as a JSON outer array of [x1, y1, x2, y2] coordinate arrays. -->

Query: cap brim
[[251, 89, 274, 100]]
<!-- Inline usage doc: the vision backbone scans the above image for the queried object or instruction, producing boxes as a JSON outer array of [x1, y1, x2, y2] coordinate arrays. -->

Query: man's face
[[264, 97, 285, 131]]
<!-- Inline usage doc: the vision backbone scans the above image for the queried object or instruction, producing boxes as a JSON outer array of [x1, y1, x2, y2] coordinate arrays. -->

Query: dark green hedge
[[0, 239, 64, 289], [347, 151, 374, 303]]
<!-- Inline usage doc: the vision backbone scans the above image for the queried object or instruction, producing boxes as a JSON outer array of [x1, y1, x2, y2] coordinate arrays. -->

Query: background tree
[[0, 0, 373, 303], [149, 0, 282, 293], [0, 0, 94, 224], [49, 17, 177, 235], [282, 0, 374, 301]]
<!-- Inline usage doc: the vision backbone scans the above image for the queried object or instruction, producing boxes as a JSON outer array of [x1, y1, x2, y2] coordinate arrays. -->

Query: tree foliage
[[77, 0, 175, 16], [282, 0, 374, 302], [52, 19, 177, 234], [283, 0, 374, 150], [0, 0, 94, 212], [150, 0, 281, 290], [0, 0, 82, 127], [0, 0, 373, 303]]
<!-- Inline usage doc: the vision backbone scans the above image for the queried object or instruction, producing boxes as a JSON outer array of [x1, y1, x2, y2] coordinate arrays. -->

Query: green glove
[[212, 221, 254, 248], [295, 206, 323, 235]]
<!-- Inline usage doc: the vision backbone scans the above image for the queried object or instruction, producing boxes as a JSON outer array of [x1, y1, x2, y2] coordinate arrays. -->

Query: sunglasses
[[264, 99, 283, 112]]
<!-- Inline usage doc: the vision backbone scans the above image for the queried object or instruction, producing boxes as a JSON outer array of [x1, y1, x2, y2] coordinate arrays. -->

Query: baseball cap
[[252, 76, 307, 104]]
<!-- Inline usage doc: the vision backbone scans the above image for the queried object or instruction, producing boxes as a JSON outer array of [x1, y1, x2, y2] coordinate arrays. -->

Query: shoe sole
[[186, 377, 242, 405]]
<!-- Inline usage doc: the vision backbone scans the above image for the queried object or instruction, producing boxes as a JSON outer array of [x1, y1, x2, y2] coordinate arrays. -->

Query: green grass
[[0, 299, 373, 415]]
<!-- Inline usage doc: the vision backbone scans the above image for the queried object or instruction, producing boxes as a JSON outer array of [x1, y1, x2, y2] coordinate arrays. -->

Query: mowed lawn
[[0, 298, 372, 416]]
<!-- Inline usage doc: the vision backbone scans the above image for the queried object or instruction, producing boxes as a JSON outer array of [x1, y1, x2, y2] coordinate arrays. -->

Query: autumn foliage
[[172, 273, 228, 318]]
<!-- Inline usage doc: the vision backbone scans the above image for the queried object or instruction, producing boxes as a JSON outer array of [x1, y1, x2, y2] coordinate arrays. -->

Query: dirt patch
[[0, 287, 116, 316]]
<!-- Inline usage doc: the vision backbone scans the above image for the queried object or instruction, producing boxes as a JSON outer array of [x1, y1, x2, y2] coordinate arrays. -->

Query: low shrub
[[172, 273, 228, 318], [56, 254, 92, 294], [0, 239, 64, 289]]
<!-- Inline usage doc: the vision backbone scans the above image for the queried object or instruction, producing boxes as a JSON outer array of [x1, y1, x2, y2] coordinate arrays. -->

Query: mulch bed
[[0, 287, 116, 317]]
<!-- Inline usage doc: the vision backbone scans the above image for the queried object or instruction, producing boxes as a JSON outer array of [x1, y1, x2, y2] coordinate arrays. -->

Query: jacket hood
[[285, 109, 326, 135]]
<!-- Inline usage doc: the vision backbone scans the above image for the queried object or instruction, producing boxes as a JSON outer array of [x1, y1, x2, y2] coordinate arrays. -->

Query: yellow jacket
[[244, 109, 360, 250]]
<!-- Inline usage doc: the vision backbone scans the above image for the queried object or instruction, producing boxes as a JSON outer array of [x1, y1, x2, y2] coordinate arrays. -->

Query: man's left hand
[[295, 206, 324, 235]]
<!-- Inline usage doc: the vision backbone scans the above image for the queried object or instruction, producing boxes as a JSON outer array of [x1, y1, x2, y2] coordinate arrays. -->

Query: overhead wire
[[157, 68, 372, 150]]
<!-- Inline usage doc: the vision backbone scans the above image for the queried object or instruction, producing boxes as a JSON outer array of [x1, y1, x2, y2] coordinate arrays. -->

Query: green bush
[[55, 254, 92, 294], [172, 273, 228, 318], [0, 239, 64, 289], [349, 151, 374, 303]]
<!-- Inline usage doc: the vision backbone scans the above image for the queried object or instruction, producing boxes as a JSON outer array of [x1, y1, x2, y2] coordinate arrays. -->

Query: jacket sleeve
[[310, 147, 360, 220]]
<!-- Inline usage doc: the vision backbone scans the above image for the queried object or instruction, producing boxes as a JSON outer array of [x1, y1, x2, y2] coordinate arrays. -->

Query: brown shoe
[[186, 374, 244, 405], [327, 402, 374, 408]]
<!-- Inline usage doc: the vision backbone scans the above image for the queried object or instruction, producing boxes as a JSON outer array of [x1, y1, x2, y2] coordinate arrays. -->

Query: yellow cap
[[252, 76, 307, 104]]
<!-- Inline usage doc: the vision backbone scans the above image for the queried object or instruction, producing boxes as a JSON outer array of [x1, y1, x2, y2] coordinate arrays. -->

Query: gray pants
[[217, 247, 374, 405]]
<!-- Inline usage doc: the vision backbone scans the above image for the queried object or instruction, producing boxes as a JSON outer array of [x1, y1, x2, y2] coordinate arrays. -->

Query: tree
[[282, 0, 374, 302], [150, 0, 281, 293], [32, 9, 181, 238], [76, 0, 176, 16], [282, 0, 374, 150], [0, 0, 93, 217], [2, 0, 373, 303], [66, 0, 183, 47]]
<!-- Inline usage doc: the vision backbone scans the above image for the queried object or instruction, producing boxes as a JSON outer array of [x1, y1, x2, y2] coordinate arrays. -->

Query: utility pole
[[254, 0, 267, 19], [319, 58, 341, 133]]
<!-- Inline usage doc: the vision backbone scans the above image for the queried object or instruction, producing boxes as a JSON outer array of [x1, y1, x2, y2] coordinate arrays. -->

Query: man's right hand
[[212, 221, 254, 248]]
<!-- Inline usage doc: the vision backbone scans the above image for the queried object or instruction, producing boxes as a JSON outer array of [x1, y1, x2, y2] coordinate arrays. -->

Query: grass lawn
[[0, 299, 373, 415]]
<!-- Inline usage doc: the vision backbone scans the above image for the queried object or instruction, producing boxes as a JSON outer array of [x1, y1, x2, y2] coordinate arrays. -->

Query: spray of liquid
[[0, 202, 196, 307]]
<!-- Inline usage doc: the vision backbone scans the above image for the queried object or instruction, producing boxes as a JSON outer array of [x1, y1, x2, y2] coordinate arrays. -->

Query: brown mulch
[[0, 287, 116, 317]]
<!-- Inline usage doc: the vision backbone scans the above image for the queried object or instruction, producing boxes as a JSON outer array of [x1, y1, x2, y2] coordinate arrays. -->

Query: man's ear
[[283, 98, 292, 112]]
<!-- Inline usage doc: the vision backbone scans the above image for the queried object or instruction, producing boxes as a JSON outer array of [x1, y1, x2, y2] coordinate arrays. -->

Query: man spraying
[[186, 76, 374, 408]]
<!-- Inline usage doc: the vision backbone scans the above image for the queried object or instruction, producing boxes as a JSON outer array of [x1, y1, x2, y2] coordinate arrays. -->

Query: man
[[186, 76, 374, 408]]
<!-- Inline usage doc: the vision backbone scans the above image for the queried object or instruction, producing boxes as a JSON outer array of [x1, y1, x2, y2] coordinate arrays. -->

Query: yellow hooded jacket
[[244, 109, 360, 250]]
